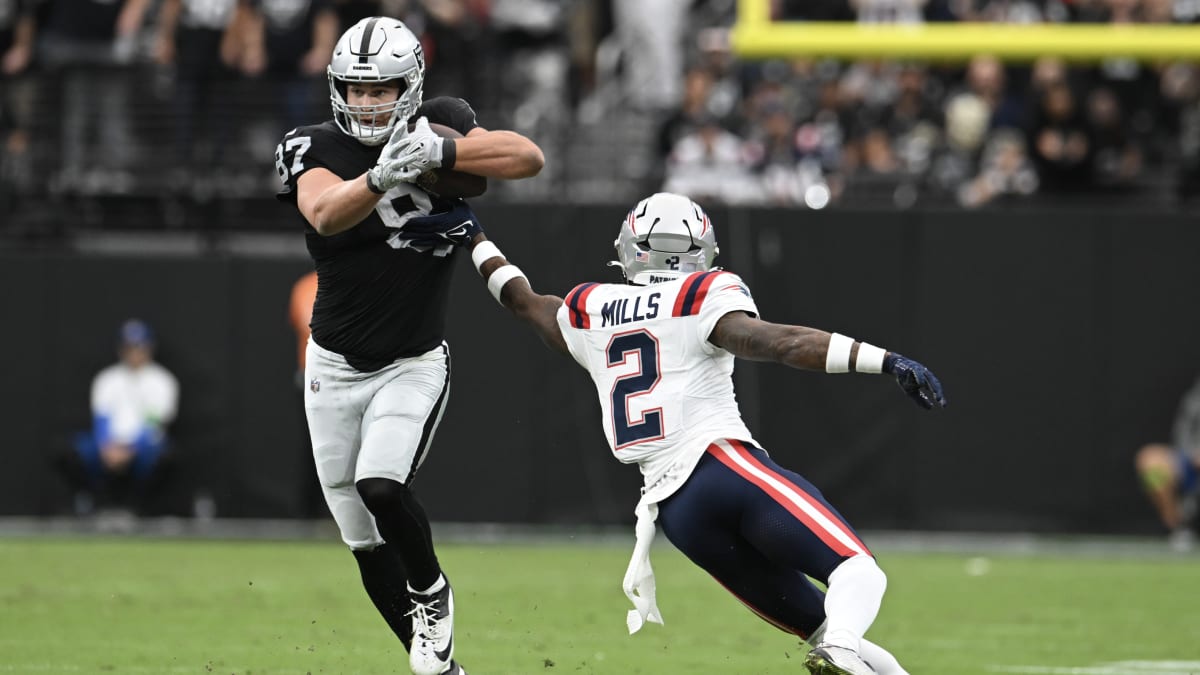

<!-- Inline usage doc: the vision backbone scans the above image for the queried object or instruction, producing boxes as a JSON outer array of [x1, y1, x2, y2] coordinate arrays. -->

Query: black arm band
[[365, 172, 386, 195], [441, 138, 457, 170]]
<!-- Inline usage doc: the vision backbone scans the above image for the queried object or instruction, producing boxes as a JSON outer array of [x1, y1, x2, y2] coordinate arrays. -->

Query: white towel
[[622, 498, 663, 634]]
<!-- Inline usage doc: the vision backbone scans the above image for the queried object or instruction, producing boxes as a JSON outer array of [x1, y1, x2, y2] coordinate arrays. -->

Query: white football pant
[[304, 338, 451, 550]]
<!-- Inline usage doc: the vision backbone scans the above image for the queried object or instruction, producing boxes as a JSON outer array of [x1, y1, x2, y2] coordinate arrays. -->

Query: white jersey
[[91, 361, 179, 444], [556, 270, 760, 503]]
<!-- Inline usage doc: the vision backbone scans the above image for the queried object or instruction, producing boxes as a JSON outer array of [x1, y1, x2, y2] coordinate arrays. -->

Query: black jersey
[[276, 97, 480, 371]]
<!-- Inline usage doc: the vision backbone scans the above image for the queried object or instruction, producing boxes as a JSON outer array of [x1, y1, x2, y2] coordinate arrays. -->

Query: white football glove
[[364, 123, 422, 193], [391, 116, 446, 173]]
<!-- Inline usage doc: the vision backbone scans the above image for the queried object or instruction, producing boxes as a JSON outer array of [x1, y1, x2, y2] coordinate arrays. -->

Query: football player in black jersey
[[274, 17, 543, 675]]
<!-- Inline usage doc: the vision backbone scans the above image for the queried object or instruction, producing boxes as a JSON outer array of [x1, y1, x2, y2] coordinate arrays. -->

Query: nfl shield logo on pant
[[310, 378, 321, 393]]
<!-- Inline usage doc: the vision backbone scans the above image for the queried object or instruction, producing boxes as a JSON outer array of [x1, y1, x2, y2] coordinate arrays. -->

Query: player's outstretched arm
[[709, 311, 832, 370], [710, 311, 947, 410], [472, 238, 568, 355], [398, 202, 567, 353]]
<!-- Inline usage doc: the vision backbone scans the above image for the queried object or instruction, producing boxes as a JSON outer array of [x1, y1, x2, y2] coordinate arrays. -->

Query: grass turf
[[0, 538, 1198, 674]]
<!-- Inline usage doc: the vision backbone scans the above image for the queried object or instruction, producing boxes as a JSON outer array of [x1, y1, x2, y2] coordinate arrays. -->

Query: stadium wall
[[3, 205, 1198, 534]]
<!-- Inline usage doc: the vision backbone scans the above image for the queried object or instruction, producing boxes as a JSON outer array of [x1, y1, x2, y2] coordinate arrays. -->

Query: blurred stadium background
[[3, 0, 1200, 672], [4, 0, 1199, 530]]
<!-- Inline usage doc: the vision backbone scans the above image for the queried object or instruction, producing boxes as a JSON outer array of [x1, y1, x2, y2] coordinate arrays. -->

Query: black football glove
[[396, 199, 483, 249], [883, 352, 947, 410]]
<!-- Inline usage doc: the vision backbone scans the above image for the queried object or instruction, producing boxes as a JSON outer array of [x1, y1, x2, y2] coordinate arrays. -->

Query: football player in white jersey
[[408, 192, 946, 675]]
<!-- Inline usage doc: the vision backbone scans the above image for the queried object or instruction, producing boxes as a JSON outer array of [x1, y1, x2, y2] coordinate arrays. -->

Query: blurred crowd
[[662, 53, 1200, 209], [2, 0, 1200, 220], [661, 0, 1200, 208], [0, 0, 600, 205]]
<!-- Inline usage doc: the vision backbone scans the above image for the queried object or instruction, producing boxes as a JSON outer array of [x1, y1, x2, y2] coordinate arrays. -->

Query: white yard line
[[989, 661, 1200, 674], [0, 666, 217, 673]]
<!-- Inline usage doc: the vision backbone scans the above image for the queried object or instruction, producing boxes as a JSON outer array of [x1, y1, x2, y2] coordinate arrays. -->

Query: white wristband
[[471, 241, 503, 274], [825, 333, 854, 373], [854, 342, 886, 374], [486, 264, 527, 304]]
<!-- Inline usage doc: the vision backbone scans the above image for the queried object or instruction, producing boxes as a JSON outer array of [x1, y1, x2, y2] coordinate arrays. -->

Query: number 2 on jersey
[[607, 329, 664, 448]]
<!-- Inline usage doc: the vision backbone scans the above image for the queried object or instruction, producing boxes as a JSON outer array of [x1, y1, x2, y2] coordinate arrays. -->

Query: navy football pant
[[657, 439, 872, 639]]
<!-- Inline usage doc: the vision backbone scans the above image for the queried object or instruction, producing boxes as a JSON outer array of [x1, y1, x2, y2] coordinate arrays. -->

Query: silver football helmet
[[328, 17, 425, 146], [612, 193, 719, 285]]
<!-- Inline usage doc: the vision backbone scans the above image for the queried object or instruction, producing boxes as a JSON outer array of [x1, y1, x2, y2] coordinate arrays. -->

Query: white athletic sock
[[860, 638, 908, 675], [410, 573, 446, 596], [821, 555, 887, 652]]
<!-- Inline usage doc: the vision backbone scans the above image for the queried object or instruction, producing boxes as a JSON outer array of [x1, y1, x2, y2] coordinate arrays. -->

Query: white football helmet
[[328, 17, 425, 146], [612, 193, 719, 285]]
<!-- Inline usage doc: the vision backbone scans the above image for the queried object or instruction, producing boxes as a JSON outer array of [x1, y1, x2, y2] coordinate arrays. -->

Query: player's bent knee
[[1136, 444, 1171, 469], [332, 510, 385, 550], [831, 554, 887, 590], [344, 536, 384, 550], [356, 477, 411, 514], [1136, 445, 1177, 489]]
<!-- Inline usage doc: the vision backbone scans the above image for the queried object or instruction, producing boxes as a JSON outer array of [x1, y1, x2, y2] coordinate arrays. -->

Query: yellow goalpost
[[730, 0, 1200, 61]]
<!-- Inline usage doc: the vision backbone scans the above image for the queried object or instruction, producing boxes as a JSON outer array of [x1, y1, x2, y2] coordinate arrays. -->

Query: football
[[409, 121, 488, 199]]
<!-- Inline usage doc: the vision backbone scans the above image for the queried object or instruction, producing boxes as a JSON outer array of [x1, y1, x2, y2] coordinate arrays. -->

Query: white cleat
[[408, 580, 455, 675], [804, 643, 877, 675], [1168, 528, 1195, 553]]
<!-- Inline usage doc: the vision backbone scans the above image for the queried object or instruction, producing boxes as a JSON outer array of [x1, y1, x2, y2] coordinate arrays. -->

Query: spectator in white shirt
[[65, 319, 179, 514]]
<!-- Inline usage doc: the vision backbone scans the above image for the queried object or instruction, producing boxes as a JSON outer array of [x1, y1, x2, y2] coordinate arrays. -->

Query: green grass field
[[1, 538, 1198, 674]]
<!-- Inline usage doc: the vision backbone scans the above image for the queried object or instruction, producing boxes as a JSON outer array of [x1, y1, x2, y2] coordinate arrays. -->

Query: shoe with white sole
[[408, 578, 455, 675], [804, 643, 877, 675]]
